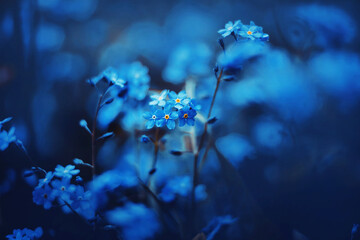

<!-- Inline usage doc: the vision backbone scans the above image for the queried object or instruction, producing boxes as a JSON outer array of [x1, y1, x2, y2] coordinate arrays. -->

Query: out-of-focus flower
[[51, 177, 72, 202], [33, 184, 56, 210], [6, 227, 43, 240], [253, 119, 285, 149], [140, 135, 151, 143], [159, 176, 207, 202], [0, 117, 16, 151], [127, 62, 150, 101], [106, 202, 160, 240], [178, 106, 197, 127], [217, 41, 267, 74], [0, 126, 16, 151], [215, 133, 254, 167], [162, 42, 212, 84], [149, 90, 168, 107], [54, 165, 80, 179], [218, 20, 242, 38], [168, 91, 190, 110], [37, 171, 54, 188]]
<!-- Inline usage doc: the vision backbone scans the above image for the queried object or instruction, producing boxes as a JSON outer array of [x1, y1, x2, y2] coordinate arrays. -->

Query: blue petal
[[187, 118, 195, 126], [145, 120, 155, 129], [166, 120, 176, 130], [156, 119, 166, 127]]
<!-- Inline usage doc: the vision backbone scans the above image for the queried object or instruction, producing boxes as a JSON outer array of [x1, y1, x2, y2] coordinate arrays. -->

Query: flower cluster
[[218, 20, 269, 41], [6, 227, 43, 240], [143, 90, 198, 130], [32, 164, 94, 219]]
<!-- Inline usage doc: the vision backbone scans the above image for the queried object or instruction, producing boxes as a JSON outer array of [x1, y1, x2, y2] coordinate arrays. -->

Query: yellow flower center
[[61, 187, 65, 191], [247, 31, 253, 35], [44, 194, 48, 199], [165, 115, 170, 120], [183, 113, 188, 119], [175, 98, 181, 103], [152, 115, 156, 119]]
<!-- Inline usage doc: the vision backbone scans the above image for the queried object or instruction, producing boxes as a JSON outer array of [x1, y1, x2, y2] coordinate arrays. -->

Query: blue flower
[[89, 67, 126, 88], [218, 20, 242, 38], [127, 62, 150, 101], [67, 185, 95, 220], [6, 227, 43, 240], [37, 171, 54, 188], [33, 184, 55, 209], [238, 21, 269, 41], [143, 107, 165, 129], [178, 106, 197, 127], [161, 105, 179, 130], [54, 165, 80, 179], [149, 89, 168, 107], [51, 177, 72, 202], [168, 91, 191, 110], [0, 126, 16, 151], [103, 67, 126, 87], [106, 202, 160, 240], [159, 176, 207, 202], [140, 135, 151, 143]]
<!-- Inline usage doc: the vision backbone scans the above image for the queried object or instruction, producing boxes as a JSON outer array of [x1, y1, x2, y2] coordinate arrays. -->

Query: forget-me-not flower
[[168, 91, 191, 109], [54, 165, 80, 179], [143, 107, 165, 129], [158, 105, 179, 130], [0, 127, 16, 151], [51, 177, 72, 202], [178, 106, 197, 127], [6, 227, 43, 240], [149, 89, 168, 107], [218, 20, 242, 38], [33, 184, 56, 209], [37, 171, 54, 188], [238, 21, 268, 41]]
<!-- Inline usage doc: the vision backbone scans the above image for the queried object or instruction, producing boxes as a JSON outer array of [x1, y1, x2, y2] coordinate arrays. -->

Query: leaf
[[97, 132, 114, 141]]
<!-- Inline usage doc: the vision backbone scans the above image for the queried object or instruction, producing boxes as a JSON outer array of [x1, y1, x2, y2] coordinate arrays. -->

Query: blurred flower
[[140, 135, 151, 143], [162, 42, 212, 84], [217, 41, 267, 74], [106, 202, 160, 240], [127, 62, 150, 101], [37, 171, 54, 188], [215, 133, 254, 167], [294, 4, 356, 48], [0, 126, 16, 151], [253, 119, 285, 149], [218, 20, 242, 38], [149, 90, 168, 107], [51, 177, 72, 202], [159, 176, 206, 202], [33, 184, 55, 209], [6, 227, 43, 240]]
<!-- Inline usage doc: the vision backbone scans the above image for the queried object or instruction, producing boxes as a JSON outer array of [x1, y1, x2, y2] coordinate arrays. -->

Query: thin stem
[[190, 68, 223, 235], [147, 127, 160, 186], [91, 94, 104, 178], [16, 141, 47, 175], [192, 69, 223, 200]]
